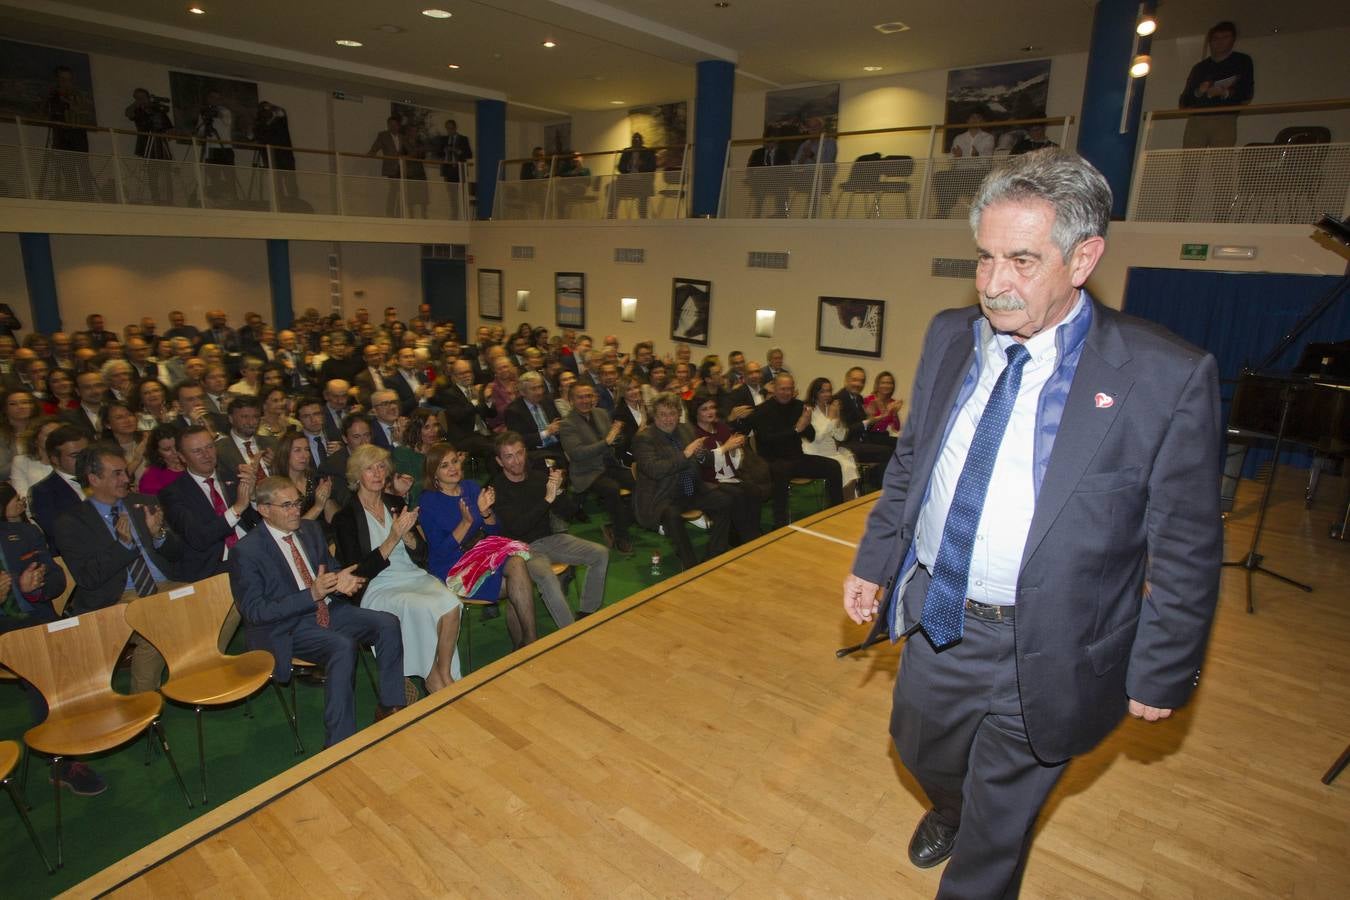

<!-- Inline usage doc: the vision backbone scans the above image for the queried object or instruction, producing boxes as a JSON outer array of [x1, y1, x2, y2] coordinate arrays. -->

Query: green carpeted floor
[[0, 485, 837, 896]]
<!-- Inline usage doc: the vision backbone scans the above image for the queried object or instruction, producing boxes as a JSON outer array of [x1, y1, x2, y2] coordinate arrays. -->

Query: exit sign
[[1180, 243, 1209, 261]]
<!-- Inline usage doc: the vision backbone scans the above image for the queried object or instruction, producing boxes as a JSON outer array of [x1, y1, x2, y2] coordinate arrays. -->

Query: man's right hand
[[311, 564, 340, 602], [843, 574, 881, 624]]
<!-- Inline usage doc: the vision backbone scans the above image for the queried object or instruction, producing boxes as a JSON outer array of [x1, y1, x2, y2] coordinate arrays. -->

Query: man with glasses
[[232, 476, 405, 747]]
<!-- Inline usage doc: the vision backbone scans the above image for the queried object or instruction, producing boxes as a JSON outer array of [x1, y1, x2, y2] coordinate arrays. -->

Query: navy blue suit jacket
[[159, 470, 261, 582], [229, 519, 343, 680], [30, 471, 84, 553]]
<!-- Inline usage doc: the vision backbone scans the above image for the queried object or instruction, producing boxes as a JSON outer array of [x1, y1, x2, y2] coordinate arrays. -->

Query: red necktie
[[283, 534, 328, 627], [205, 477, 238, 549]]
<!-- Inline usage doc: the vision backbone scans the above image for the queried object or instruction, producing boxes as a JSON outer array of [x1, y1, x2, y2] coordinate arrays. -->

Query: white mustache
[[982, 294, 1027, 311]]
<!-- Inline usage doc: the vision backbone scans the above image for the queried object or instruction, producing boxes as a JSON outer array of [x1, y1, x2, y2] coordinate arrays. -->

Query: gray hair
[[969, 149, 1113, 260], [648, 390, 682, 419], [347, 443, 390, 490], [100, 359, 133, 380], [253, 474, 298, 507], [518, 371, 544, 389]]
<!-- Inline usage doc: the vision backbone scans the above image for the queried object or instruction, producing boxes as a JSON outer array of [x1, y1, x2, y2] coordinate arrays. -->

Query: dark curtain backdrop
[[1122, 267, 1350, 471]]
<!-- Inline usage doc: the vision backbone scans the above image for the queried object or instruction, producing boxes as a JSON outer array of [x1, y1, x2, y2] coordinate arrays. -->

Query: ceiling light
[[1129, 54, 1151, 78], [447, 63, 460, 69], [610, 100, 625, 105], [335, 39, 363, 47], [187, 5, 205, 13], [542, 40, 557, 48], [874, 21, 910, 35], [1136, 16, 1157, 37], [863, 66, 883, 72], [421, 8, 453, 18], [1020, 45, 1039, 52], [714, 1, 730, 7]]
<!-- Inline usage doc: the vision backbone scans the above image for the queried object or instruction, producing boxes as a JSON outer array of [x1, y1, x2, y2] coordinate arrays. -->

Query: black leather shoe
[[907, 810, 958, 869]]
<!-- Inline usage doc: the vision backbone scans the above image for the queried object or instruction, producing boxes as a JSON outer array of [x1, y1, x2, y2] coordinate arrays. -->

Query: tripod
[[1221, 380, 1314, 612]]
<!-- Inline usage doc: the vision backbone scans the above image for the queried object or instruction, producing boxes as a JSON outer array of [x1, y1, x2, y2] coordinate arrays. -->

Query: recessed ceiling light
[[187, 5, 205, 13], [1020, 44, 1039, 52], [714, 1, 730, 7], [421, 8, 452, 18], [542, 40, 557, 48], [335, 39, 363, 47], [863, 65, 883, 72], [874, 21, 910, 34], [446, 63, 461, 69], [609, 100, 625, 105]]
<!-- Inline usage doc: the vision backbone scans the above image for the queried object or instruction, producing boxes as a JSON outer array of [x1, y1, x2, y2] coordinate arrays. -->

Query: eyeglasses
[[264, 500, 305, 511]]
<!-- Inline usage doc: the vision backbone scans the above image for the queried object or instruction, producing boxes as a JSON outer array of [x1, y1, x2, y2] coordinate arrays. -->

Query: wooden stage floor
[[72, 474, 1350, 898]]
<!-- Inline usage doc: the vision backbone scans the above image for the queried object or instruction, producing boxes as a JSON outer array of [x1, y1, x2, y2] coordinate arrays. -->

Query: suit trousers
[[891, 587, 1067, 899], [766, 454, 844, 527], [290, 603, 405, 748], [525, 532, 609, 617], [580, 467, 635, 540], [656, 483, 739, 568]]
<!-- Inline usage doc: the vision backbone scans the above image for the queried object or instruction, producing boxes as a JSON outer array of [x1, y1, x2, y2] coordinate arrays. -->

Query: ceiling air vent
[[510, 245, 535, 260], [748, 250, 790, 270], [614, 247, 646, 264], [874, 21, 911, 35], [931, 257, 977, 279]]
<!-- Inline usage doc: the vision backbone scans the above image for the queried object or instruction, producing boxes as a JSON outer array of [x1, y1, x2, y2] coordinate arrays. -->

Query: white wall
[[0, 235, 33, 334]]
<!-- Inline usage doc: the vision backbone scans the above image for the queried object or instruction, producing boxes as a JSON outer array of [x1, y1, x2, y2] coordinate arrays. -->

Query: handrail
[[727, 116, 1073, 147], [500, 145, 685, 165], [1148, 97, 1350, 121], [7, 115, 455, 166]]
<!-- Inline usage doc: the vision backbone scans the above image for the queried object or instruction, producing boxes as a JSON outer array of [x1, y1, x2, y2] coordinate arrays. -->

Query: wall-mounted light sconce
[[1135, 15, 1156, 36], [1129, 54, 1151, 78], [1120, 3, 1156, 133], [620, 297, 638, 322], [515, 290, 530, 311], [755, 309, 776, 338]]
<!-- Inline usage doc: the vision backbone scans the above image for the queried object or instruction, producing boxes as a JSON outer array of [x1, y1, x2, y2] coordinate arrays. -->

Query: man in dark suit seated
[[60, 370, 107, 437], [215, 395, 277, 477], [388, 347, 428, 415], [631, 391, 755, 570], [835, 366, 894, 489], [722, 361, 768, 432], [160, 426, 261, 650], [504, 371, 565, 470], [53, 442, 184, 693], [29, 425, 89, 550], [321, 378, 352, 442], [748, 373, 844, 528], [559, 383, 635, 553], [318, 413, 374, 508], [231, 476, 405, 747], [431, 359, 496, 462], [173, 379, 228, 435]]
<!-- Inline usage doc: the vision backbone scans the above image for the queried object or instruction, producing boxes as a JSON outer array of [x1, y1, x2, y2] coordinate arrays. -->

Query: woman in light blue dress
[[333, 444, 462, 691]]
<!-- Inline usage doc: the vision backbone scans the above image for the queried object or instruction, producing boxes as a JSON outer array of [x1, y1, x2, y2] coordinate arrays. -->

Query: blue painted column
[[475, 99, 506, 220], [19, 233, 61, 334], [693, 60, 735, 218], [1077, 0, 1154, 218], [266, 239, 294, 328]]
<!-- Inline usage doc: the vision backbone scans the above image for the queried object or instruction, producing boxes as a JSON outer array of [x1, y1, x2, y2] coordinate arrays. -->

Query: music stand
[[1222, 379, 1314, 612]]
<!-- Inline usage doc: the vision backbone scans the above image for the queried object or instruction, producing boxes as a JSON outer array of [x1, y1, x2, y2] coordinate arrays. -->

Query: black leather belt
[[965, 598, 1015, 624]]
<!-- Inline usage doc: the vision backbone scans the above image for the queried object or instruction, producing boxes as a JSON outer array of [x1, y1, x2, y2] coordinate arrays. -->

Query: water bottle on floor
[[649, 552, 663, 578]]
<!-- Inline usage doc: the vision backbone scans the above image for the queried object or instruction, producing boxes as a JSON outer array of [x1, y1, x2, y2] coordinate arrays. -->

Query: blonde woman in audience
[[332, 444, 462, 693], [802, 376, 860, 499], [9, 416, 61, 500], [257, 386, 299, 438]]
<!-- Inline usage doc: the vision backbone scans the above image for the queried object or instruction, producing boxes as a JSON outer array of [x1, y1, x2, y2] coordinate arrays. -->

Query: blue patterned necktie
[[921, 343, 1031, 648]]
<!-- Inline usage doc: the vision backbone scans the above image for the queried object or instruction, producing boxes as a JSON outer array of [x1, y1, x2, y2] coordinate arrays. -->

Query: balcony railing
[[1127, 98, 1350, 224], [492, 145, 690, 220], [719, 118, 1077, 221], [0, 116, 472, 220]]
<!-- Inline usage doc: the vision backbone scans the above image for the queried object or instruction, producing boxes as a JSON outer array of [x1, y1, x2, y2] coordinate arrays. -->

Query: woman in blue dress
[[417, 442, 539, 648]]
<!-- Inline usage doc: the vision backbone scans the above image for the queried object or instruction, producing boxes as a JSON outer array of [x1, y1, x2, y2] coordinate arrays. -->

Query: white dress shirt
[[266, 522, 326, 602], [914, 295, 1084, 605], [187, 470, 249, 551], [953, 129, 996, 158]]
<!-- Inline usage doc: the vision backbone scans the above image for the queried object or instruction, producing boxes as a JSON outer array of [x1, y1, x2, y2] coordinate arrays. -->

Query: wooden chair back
[[51, 557, 75, 617], [0, 605, 135, 710], [124, 574, 234, 675]]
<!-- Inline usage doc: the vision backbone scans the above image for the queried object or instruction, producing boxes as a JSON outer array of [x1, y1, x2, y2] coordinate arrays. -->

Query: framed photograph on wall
[[477, 268, 503, 320], [670, 277, 711, 346], [817, 297, 885, 358], [555, 272, 586, 328]]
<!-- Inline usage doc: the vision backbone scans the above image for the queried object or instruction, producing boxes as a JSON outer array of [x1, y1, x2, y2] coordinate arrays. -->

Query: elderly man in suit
[[842, 150, 1222, 897], [53, 443, 185, 692], [504, 371, 565, 470], [559, 382, 636, 554], [431, 359, 496, 461], [231, 476, 405, 747]]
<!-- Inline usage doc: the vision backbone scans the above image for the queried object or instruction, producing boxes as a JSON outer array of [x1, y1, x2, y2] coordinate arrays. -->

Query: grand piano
[[1226, 340, 1350, 534]]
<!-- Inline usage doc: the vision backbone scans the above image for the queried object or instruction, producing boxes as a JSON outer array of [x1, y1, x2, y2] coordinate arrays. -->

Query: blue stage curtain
[[1122, 267, 1350, 472]]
